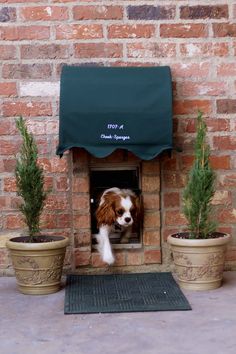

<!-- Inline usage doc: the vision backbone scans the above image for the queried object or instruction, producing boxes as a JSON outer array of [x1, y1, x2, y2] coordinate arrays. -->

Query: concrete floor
[[1, 272, 236, 354]]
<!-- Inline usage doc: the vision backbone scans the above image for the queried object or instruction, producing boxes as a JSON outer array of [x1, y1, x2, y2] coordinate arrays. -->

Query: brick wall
[[0, 1, 236, 273]]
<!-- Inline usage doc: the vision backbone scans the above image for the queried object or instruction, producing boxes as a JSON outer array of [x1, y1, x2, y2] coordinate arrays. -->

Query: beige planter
[[167, 233, 231, 291], [7, 236, 69, 295]]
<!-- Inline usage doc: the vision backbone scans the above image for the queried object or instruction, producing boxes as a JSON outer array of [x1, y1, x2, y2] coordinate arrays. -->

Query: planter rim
[[6, 235, 69, 251], [167, 233, 231, 247]]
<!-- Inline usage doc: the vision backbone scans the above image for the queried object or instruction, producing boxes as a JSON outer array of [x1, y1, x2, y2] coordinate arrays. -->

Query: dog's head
[[96, 187, 140, 228]]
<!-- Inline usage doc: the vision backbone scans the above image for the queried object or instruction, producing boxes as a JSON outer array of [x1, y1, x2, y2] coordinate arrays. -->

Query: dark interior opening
[[90, 167, 141, 245]]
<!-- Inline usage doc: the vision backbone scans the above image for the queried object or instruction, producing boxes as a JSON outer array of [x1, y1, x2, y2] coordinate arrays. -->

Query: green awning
[[56, 66, 173, 160]]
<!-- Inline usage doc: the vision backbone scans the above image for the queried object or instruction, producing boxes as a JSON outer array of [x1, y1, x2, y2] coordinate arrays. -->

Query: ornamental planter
[[7, 235, 69, 295], [167, 233, 231, 291]]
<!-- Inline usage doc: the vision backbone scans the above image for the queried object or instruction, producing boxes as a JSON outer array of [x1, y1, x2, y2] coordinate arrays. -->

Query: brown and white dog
[[95, 187, 140, 265]]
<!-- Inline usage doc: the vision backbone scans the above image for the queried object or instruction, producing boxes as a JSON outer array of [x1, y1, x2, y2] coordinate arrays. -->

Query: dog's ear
[[96, 193, 116, 227]]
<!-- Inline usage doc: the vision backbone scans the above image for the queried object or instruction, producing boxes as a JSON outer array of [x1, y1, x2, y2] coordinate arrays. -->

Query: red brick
[[143, 230, 160, 246], [34, 137, 50, 155], [180, 155, 194, 170], [37, 158, 51, 172], [25, 120, 46, 136], [161, 156, 177, 170], [179, 81, 227, 97], [57, 214, 70, 228], [55, 177, 69, 192], [1, 0, 42, 3], [74, 43, 122, 58], [0, 139, 20, 155], [74, 231, 91, 248], [113, 61, 154, 68], [74, 250, 91, 267], [2, 64, 52, 79], [163, 192, 180, 208], [0, 119, 17, 135], [128, 5, 175, 20], [1, 158, 16, 172], [213, 23, 236, 37], [144, 211, 160, 228], [226, 249, 236, 262], [0, 7, 16, 22], [212, 191, 231, 206], [3, 101, 52, 117], [210, 155, 231, 170], [172, 62, 210, 78], [163, 172, 187, 188], [180, 5, 228, 19], [0, 82, 17, 97], [10, 196, 21, 210], [20, 44, 69, 59], [5, 214, 24, 229], [45, 120, 59, 135], [180, 42, 229, 58], [108, 24, 155, 39], [113, 251, 126, 266], [219, 174, 236, 187], [20, 6, 68, 21], [0, 196, 8, 209], [52, 0, 73, 2], [72, 195, 89, 211], [142, 175, 160, 192], [164, 210, 187, 226], [73, 5, 123, 20], [3, 177, 16, 192], [218, 209, 236, 223], [0, 45, 16, 60], [43, 176, 53, 191], [126, 250, 143, 265], [207, 119, 230, 132], [91, 252, 107, 268], [233, 42, 236, 55], [181, 118, 230, 133], [73, 214, 90, 229], [213, 136, 236, 150], [72, 176, 89, 193], [50, 157, 68, 173], [160, 23, 208, 38], [41, 213, 57, 229], [45, 195, 68, 210], [217, 99, 236, 113], [127, 42, 176, 58], [0, 26, 50, 40], [174, 100, 211, 115], [143, 194, 160, 210], [142, 161, 160, 175], [217, 63, 236, 76], [144, 249, 161, 264], [55, 24, 103, 40]]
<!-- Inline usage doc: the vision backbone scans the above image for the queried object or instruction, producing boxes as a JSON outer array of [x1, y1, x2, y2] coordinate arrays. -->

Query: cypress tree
[[182, 111, 217, 238], [15, 117, 47, 242]]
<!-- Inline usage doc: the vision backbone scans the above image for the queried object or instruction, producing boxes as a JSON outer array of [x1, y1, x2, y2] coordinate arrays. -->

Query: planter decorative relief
[[167, 233, 231, 291], [7, 236, 69, 295]]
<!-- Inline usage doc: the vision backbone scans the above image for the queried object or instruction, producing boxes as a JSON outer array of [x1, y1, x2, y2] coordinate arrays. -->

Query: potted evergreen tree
[[7, 117, 69, 295], [168, 111, 231, 290]]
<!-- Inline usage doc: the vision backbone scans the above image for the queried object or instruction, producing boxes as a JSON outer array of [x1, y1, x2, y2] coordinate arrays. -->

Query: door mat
[[64, 272, 191, 314]]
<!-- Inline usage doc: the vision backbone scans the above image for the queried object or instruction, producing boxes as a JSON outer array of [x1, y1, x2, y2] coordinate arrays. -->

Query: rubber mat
[[64, 272, 191, 314]]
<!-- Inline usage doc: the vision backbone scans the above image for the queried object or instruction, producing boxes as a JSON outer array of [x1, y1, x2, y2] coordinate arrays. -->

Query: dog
[[95, 187, 140, 265]]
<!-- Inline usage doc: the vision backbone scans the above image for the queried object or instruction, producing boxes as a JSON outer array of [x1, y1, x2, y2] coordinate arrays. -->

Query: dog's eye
[[117, 208, 124, 216]]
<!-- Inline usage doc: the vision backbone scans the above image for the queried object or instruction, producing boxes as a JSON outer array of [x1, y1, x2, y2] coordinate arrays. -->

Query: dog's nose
[[125, 217, 131, 223]]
